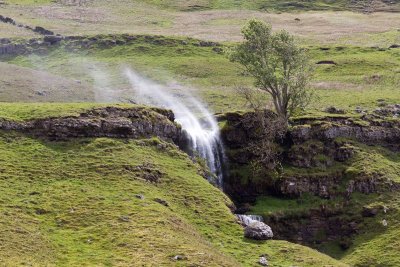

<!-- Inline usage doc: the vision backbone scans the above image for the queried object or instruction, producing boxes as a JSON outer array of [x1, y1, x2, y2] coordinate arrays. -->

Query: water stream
[[124, 68, 226, 187], [236, 214, 264, 226]]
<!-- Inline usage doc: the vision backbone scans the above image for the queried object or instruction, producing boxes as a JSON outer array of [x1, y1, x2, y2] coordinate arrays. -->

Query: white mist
[[124, 68, 225, 187]]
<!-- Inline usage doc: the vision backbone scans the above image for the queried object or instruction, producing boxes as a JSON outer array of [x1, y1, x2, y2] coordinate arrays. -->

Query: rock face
[[291, 123, 400, 145], [221, 110, 400, 252], [221, 111, 400, 201], [244, 221, 273, 240], [0, 107, 186, 145], [265, 207, 359, 246]]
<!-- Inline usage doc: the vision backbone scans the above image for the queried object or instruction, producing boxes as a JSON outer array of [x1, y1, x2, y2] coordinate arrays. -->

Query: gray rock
[[119, 215, 130, 222], [0, 107, 185, 144], [244, 221, 273, 240], [172, 255, 187, 261], [154, 198, 169, 207], [259, 256, 269, 266], [325, 106, 345, 114]]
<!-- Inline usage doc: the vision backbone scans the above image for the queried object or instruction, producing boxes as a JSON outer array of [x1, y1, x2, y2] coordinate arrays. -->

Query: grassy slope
[[0, 103, 346, 266], [2, 1, 400, 45], [140, 0, 400, 12], [248, 139, 400, 266], [2, 37, 399, 114], [6, 0, 399, 12], [250, 192, 400, 266]]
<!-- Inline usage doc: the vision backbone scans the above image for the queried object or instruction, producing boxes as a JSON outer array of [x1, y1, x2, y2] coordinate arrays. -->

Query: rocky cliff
[[220, 109, 400, 253], [0, 106, 185, 144], [220, 111, 400, 202]]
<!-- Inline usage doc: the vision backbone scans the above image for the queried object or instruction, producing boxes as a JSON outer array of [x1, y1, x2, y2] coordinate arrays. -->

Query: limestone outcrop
[[0, 107, 185, 145]]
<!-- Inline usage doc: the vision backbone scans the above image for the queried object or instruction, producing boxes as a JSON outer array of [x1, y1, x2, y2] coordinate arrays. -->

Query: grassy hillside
[[246, 138, 400, 266], [5, 0, 400, 12], [1, 0, 399, 45], [250, 191, 400, 266], [2, 35, 399, 114], [139, 0, 400, 12], [0, 103, 347, 266]]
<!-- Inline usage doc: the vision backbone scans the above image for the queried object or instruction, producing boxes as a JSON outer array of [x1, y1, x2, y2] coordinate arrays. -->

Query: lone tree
[[230, 19, 313, 120]]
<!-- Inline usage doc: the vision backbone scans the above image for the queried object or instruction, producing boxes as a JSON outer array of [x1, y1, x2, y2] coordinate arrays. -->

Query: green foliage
[[0, 104, 346, 266], [229, 19, 314, 119]]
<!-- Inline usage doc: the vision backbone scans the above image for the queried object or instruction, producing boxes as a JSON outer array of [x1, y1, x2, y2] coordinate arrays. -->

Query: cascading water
[[236, 214, 264, 226], [124, 68, 226, 188]]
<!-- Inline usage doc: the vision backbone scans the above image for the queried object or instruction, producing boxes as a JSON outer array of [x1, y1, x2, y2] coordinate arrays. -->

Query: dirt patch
[[311, 81, 364, 91]]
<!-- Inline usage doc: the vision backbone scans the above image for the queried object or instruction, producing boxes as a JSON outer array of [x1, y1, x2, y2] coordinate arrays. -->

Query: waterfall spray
[[124, 68, 226, 188]]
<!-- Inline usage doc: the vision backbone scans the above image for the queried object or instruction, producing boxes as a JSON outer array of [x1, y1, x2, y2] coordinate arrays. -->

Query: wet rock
[[244, 221, 273, 240], [235, 203, 251, 214]]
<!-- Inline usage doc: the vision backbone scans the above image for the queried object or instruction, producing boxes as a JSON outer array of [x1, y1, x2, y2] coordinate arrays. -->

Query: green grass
[[248, 139, 400, 265], [5, 0, 52, 4], [345, 142, 400, 183], [249, 194, 333, 215], [137, 0, 400, 12], [250, 190, 400, 266], [0, 103, 111, 121], [2, 36, 400, 114], [0, 126, 346, 266]]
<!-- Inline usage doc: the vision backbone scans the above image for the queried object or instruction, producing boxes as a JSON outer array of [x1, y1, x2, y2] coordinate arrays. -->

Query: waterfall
[[124, 68, 226, 187], [236, 214, 264, 226]]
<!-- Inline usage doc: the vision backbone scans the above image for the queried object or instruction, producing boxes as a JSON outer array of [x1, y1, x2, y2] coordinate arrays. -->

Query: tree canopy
[[230, 19, 313, 120]]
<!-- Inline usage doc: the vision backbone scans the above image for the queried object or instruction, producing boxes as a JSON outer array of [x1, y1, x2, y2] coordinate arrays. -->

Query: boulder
[[259, 256, 269, 266], [362, 206, 378, 217], [244, 221, 273, 240], [324, 106, 345, 114], [34, 26, 54, 35], [44, 35, 63, 45]]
